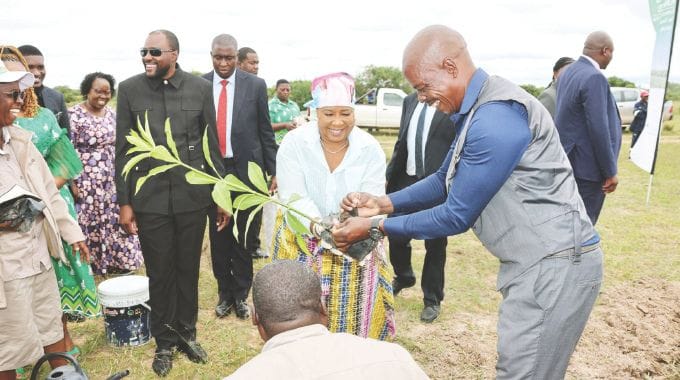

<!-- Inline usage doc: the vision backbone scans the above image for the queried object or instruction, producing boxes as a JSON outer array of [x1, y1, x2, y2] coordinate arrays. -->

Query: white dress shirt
[[211, 70, 236, 158], [276, 123, 386, 225], [405, 102, 435, 176], [582, 55, 603, 73]]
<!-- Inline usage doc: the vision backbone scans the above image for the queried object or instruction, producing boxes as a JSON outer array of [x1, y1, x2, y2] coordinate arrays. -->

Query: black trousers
[[208, 160, 260, 303], [135, 208, 207, 350], [575, 177, 606, 226], [388, 173, 447, 306], [388, 235, 447, 306]]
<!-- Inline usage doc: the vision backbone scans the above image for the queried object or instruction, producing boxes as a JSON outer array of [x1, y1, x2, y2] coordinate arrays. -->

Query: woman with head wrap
[[272, 72, 395, 340], [0, 46, 100, 362]]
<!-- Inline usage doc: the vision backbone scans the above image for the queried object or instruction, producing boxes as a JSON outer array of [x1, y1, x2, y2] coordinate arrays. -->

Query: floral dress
[[14, 107, 101, 318], [68, 104, 143, 275]]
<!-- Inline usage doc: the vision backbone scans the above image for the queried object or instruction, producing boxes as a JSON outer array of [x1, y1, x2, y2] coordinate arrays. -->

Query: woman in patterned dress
[[272, 72, 395, 340], [1, 46, 100, 359], [69, 72, 143, 275]]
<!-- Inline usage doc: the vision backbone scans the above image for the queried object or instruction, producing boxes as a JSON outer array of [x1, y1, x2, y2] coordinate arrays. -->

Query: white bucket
[[97, 275, 151, 347]]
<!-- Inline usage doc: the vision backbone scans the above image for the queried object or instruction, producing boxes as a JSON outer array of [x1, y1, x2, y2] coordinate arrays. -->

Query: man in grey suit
[[202, 34, 277, 322], [537, 56, 574, 119], [17, 45, 70, 132], [386, 92, 455, 323], [115, 29, 224, 376], [555, 31, 622, 225]]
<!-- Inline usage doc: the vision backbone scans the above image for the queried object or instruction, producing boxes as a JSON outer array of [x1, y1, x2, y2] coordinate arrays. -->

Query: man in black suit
[[17, 45, 70, 132], [237, 47, 259, 76], [386, 92, 455, 323], [234, 46, 266, 259], [202, 34, 277, 322], [115, 29, 224, 376]]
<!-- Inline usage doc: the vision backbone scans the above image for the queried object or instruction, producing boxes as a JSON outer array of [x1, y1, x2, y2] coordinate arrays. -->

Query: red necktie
[[217, 79, 228, 157]]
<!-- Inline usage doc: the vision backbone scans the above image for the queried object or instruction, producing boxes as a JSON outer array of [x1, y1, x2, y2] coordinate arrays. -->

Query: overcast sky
[[4, 0, 680, 92]]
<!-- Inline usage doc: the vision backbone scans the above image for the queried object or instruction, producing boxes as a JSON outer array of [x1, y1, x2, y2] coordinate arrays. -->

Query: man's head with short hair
[[402, 25, 476, 115], [17, 44, 45, 88], [275, 79, 291, 102], [252, 261, 326, 341], [142, 30, 179, 80], [211, 34, 238, 79], [551, 56, 575, 82], [237, 47, 259, 75], [17, 45, 42, 57], [583, 31, 614, 70], [150, 29, 180, 53]]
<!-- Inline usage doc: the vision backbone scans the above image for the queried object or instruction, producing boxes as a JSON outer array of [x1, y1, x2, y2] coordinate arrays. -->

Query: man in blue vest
[[333, 25, 603, 379]]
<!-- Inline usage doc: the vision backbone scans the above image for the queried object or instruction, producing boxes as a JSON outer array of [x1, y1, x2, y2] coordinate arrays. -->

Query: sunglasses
[[139, 48, 175, 57], [2, 90, 25, 102]]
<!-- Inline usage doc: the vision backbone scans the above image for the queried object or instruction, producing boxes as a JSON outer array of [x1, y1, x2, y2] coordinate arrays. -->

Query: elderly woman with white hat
[[0, 60, 88, 378], [272, 72, 395, 340]]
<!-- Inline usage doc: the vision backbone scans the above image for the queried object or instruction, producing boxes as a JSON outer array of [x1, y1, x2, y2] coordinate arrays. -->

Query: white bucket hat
[[0, 60, 35, 90]]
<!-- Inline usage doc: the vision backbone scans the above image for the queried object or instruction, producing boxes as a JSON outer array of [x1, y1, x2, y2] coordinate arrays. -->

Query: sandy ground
[[402, 278, 680, 379]]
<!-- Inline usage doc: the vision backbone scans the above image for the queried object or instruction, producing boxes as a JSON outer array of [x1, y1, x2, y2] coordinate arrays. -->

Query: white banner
[[630, 0, 678, 173]]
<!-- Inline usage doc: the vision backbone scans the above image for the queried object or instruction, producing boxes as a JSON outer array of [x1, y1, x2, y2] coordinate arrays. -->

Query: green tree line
[[54, 67, 680, 109]]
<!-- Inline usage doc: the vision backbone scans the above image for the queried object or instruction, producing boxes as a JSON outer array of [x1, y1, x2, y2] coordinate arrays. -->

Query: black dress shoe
[[152, 349, 173, 377], [177, 340, 208, 364], [215, 299, 234, 318], [235, 299, 250, 319], [251, 248, 269, 259], [420, 304, 441, 323], [392, 277, 416, 296]]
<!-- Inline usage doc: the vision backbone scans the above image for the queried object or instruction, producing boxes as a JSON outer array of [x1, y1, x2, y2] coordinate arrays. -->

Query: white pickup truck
[[353, 88, 407, 130]]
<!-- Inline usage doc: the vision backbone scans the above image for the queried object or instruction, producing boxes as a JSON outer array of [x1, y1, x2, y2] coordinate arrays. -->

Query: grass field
[[57, 117, 680, 379]]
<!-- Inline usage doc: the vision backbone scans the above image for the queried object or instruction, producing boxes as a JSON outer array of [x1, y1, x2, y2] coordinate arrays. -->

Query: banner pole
[[645, 174, 654, 206]]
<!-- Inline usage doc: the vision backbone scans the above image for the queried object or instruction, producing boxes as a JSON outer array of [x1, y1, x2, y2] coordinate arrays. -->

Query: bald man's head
[[402, 25, 476, 114], [583, 31, 614, 69]]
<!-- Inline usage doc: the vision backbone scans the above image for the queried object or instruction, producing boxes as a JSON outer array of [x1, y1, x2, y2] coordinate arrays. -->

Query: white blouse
[[276, 122, 386, 224]]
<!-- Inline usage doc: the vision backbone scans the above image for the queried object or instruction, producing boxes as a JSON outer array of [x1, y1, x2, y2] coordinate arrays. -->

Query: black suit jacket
[[115, 66, 224, 214], [38, 86, 70, 132], [202, 70, 277, 182], [386, 93, 456, 193]]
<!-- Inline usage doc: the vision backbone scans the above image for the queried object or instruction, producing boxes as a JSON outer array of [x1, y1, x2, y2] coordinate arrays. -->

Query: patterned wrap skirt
[[271, 212, 395, 340], [53, 186, 101, 318]]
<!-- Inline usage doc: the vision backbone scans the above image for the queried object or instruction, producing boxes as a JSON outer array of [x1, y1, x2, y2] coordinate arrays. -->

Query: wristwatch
[[368, 218, 384, 241]]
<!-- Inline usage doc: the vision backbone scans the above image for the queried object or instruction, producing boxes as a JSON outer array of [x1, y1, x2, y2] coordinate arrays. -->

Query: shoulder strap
[[445, 107, 476, 193]]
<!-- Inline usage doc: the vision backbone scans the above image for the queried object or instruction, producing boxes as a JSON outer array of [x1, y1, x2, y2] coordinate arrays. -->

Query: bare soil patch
[[401, 278, 680, 379]]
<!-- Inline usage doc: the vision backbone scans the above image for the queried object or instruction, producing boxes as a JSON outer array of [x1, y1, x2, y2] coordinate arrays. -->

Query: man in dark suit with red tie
[[202, 34, 278, 322], [386, 92, 455, 323]]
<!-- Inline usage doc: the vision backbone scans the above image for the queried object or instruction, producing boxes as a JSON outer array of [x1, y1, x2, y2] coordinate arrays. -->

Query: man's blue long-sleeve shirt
[[383, 69, 532, 239]]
